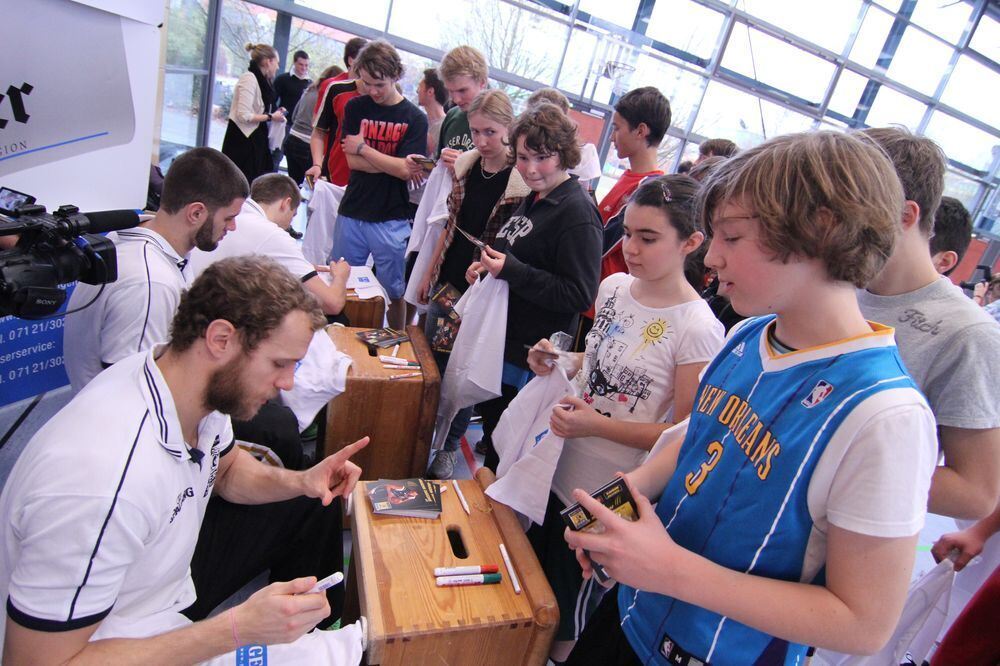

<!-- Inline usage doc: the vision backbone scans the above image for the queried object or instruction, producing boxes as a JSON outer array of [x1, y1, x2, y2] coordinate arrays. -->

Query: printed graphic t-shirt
[[338, 95, 428, 222], [583, 169, 663, 320], [551, 273, 724, 504]]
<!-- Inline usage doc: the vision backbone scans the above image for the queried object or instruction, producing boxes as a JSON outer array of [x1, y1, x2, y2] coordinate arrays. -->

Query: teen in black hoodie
[[471, 103, 603, 470]]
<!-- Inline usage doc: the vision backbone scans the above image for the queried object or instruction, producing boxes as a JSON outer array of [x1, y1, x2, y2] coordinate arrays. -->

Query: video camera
[[1, 188, 140, 318]]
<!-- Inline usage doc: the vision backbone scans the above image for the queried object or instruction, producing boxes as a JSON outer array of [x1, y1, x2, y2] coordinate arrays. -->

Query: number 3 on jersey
[[685, 440, 724, 494]]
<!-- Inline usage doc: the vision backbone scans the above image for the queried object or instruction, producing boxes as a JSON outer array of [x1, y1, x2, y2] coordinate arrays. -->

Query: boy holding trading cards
[[563, 131, 938, 666]]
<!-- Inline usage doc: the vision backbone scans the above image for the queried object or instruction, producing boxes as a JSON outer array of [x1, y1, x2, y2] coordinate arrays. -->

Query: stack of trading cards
[[560, 476, 638, 583]]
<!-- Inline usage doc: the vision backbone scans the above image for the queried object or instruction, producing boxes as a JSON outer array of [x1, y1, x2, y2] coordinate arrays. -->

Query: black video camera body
[[1, 201, 139, 318]]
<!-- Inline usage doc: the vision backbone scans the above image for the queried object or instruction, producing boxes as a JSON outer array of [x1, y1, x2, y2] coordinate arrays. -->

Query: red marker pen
[[433, 565, 499, 576]]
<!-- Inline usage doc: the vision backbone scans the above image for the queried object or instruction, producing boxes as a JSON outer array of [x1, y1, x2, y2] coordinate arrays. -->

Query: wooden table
[[344, 468, 558, 665], [323, 325, 440, 480], [342, 290, 385, 329]]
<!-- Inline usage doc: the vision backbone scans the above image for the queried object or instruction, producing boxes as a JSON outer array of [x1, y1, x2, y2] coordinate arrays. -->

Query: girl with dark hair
[[525, 175, 725, 662], [222, 43, 283, 184]]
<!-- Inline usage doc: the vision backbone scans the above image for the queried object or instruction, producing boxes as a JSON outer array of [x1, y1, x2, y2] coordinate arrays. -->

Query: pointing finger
[[329, 436, 370, 464]]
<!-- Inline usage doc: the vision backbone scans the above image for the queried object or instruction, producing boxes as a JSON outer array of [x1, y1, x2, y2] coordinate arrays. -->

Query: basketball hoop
[[601, 60, 636, 95]]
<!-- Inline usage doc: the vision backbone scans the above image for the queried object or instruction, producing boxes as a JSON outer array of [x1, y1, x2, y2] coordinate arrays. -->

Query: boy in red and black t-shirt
[[333, 40, 428, 330], [579, 88, 672, 341]]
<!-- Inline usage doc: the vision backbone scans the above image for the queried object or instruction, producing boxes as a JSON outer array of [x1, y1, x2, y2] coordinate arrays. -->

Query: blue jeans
[[331, 215, 410, 299]]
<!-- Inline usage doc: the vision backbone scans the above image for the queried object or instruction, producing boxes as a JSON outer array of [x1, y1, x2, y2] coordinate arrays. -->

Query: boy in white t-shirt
[[526, 175, 725, 662]]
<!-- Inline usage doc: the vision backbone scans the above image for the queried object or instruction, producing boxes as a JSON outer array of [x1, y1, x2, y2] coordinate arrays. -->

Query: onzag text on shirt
[[360, 118, 409, 155]]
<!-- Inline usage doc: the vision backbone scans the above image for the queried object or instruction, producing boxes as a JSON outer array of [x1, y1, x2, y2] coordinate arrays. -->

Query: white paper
[[302, 179, 346, 265], [486, 367, 575, 526], [432, 275, 508, 451]]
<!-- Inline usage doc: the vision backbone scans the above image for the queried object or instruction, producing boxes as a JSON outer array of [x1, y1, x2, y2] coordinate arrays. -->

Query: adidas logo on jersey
[[802, 380, 834, 408], [732, 342, 745, 357]]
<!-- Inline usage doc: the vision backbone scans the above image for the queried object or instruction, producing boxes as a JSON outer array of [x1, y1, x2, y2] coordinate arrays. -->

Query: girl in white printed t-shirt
[[525, 175, 725, 663]]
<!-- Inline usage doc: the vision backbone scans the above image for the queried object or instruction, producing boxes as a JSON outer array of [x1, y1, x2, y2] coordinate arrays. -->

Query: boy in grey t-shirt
[[858, 127, 1000, 521]]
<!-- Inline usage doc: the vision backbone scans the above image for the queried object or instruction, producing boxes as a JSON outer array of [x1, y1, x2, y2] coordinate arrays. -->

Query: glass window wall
[[944, 170, 985, 211], [646, 0, 724, 60], [826, 69, 869, 119], [850, 6, 896, 69], [285, 18, 357, 80], [158, 0, 1000, 237], [884, 26, 954, 95], [295, 0, 390, 32], [924, 111, 1000, 173], [578, 0, 641, 29], [693, 81, 814, 148], [722, 24, 837, 105], [969, 14, 999, 62], [159, 0, 212, 169], [941, 55, 1000, 128], [909, 1, 973, 44], [738, 0, 861, 54], [865, 85, 927, 130]]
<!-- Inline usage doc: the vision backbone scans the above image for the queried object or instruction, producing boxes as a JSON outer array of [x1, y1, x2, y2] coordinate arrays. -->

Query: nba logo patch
[[802, 380, 834, 408], [732, 341, 745, 357]]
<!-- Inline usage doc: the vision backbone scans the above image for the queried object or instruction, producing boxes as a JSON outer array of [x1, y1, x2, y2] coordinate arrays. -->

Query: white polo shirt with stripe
[[0, 347, 233, 649], [64, 227, 189, 394], [186, 198, 316, 282]]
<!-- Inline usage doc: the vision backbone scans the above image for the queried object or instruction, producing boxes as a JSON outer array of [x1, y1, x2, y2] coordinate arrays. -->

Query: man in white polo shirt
[[64, 147, 247, 394], [0, 257, 367, 664], [186, 172, 351, 317], [185, 172, 349, 471], [181, 176, 355, 624], [62, 149, 347, 623]]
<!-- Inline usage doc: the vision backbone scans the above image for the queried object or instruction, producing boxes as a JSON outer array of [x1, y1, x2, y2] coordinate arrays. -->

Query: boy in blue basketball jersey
[[563, 132, 938, 666]]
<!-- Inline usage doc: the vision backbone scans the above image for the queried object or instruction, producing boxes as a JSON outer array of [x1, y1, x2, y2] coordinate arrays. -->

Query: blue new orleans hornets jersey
[[618, 315, 919, 665]]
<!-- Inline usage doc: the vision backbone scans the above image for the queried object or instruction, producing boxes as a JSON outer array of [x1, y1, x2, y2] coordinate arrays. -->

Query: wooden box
[[345, 468, 558, 665], [323, 325, 440, 480], [342, 291, 385, 329]]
